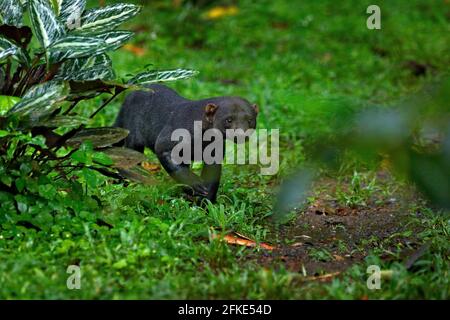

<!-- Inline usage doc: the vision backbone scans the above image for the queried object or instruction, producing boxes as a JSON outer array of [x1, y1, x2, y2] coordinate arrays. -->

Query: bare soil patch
[[250, 177, 423, 276]]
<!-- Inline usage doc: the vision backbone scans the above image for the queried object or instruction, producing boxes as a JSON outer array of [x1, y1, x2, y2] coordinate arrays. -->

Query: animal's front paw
[[191, 183, 209, 197]]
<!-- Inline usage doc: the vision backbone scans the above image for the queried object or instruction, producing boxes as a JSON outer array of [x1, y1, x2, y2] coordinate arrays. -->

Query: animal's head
[[203, 97, 258, 143]]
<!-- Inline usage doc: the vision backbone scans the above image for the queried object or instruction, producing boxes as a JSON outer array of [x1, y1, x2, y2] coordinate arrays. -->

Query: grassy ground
[[0, 0, 449, 299]]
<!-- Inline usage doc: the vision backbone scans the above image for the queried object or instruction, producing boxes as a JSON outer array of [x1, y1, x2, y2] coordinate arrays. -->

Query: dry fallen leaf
[[205, 6, 239, 20], [141, 162, 161, 172], [212, 232, 275, 250], [122, 44, 146, 57], [333, 254, 345, 261]]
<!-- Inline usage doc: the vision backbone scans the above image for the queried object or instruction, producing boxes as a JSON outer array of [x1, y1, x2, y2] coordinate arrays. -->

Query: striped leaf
[[48, 35, 106, 63], [8, 81, 69, 120], [55, 54, 115, 81], [102, 147, 147, 169], [66, 127, 129, 148], [127, 69, 199, 85], [28, 0, 65, 48], [94, 30, 134, 51], [118, 165, 155, 184], [48, 31, 133, 63], [0, 46, 15, 61], [59, 0, 86, 30], [0, 36, 30, 65], [74, 3, 140, 33], [67, 79, 125, 100], [49, 0, 62, 15], [39, 114, 87, 127], [0, 0, 23, 27]]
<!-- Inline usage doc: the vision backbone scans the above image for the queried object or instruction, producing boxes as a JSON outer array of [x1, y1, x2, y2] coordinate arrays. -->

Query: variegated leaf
[[67, 79, 124, 101], [47, 35, 106, 63], [94, 30, 134, 52], [127, 69, 199, 85], [0, 46, 16, 61], [118, 165, 155, 184], [75, 3, 141, 33], [55, 54, 115, 81], [0, 0, 23, 27], [39, 114, 87, 127], [59, 0, 86, 30], [7, 81, 69, 120], [66, 127, 129, 148], [0, 36, 30, 65], [49, 0, 62, 15], [102, 147, 147, 169], [28, 0, 65, 48]]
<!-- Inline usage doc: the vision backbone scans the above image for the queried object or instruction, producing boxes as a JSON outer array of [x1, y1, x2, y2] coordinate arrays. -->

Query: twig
[[63, 100, 80, 115], [89, 92, 119, 119]]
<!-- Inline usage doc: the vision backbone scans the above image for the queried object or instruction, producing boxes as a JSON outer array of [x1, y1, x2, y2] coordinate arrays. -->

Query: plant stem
[[63, 100, 80, 115], [89, 92, 119, 119]]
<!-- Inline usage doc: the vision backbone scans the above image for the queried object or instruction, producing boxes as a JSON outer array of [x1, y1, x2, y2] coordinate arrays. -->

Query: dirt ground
[[249, 177, 424, 277]]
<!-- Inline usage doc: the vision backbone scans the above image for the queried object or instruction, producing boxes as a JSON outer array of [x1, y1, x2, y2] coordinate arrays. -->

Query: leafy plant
[[308, 247, 333, 262], [0, 0, 197, 223], [335, 171, 378, 208]]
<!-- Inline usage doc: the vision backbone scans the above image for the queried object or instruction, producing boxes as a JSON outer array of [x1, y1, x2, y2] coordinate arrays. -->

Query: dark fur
[[115, 84, 258, 201]]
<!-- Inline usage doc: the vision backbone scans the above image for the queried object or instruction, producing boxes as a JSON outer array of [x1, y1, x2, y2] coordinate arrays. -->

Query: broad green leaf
[[127, 69, 199, 85], [71, 149, 88, 163], [66, 127, 129, 148], [0, 95, 21, 115], [28, 0, 65, 48], [71, 140, 93, 163], [81, 167, 98, 188], [0, 36, 30, 65], [92, 151, 113, 166], [48, 35, 106, 63], [0, 0, 24, 27], [55, 54, 115, 81], [94, 30, 134, 52], [7, 81, 69, 120], [75, 3, 141, 33], [59, 0, 86, 30], [102, 147, 147, 169], [0, 129, 9, 137]]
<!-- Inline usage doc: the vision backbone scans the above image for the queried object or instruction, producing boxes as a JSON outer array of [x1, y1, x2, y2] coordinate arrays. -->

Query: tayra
[[114, 84, 258, 202]]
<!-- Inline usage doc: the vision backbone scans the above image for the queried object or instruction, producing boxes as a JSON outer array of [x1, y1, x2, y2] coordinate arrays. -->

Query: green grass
[[0, 0, 449, 299]]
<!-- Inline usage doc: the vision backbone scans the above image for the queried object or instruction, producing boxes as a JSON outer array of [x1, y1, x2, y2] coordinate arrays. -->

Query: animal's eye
[[226, 118, 233, 124]]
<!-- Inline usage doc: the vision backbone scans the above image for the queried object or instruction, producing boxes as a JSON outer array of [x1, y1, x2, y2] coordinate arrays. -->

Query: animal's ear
[[205, 103, 218, 122], [252, 104, 259, 114]]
